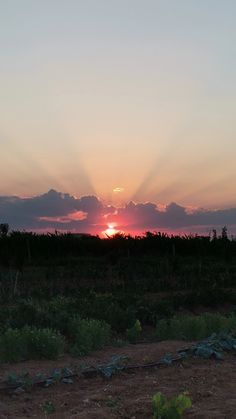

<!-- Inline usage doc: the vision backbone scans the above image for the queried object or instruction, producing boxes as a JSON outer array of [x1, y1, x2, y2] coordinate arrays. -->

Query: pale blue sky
[[1, 0, 236, 209]]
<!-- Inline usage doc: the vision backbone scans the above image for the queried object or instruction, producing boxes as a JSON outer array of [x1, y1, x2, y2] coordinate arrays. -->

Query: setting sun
[[103, 223, 119, 237]]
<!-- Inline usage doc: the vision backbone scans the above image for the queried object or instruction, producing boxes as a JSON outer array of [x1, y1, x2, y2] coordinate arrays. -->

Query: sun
[[103, 223, 119, 237]]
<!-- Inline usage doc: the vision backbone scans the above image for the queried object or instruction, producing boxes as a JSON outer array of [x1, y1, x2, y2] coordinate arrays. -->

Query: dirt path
[[0, 341, 236, 418]]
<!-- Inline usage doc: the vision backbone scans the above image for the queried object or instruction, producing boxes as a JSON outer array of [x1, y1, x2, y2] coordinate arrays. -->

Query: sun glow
[[103, 223, 119, 237]]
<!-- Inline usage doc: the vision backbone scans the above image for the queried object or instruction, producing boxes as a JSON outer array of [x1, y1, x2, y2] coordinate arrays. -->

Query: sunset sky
[[1, 1, 236, 235]]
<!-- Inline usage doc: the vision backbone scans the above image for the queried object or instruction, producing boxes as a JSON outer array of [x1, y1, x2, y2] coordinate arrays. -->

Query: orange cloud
[[39, 210, 87, 224]]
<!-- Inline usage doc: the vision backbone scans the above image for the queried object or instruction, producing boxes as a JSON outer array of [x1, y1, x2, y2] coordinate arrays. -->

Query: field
[[0, 228, 236, 417], [1, 342, 236, 418]]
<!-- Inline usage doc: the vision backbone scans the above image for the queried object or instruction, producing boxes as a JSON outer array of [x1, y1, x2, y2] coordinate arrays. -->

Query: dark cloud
[[0, 189, 104, 232], [0, 189, 236, 235]]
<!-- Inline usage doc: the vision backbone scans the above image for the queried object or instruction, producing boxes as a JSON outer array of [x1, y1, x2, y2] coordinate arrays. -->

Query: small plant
[[106, 395, 121, 410], [97, 355, 129, 378], [126, 319, 142, 343], [6, 371, 34, 389], [70, 318, 110, 356], [153, 392, 192, 419], [42, 401, 55, 415]]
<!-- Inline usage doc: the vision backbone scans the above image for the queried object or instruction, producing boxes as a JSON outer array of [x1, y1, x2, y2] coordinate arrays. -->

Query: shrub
[[153, 392, 192, 419], [9, 299, 45, 329], [22, 326, 65, 359], [89, 294, 136, 332], [43, 296, 77, 334], [135, 298, 175, 325], [0, 306, 10, 332], [8, 297, 78, 336], [0, 328, 25, 363], [70, 318, 111, 356], [155, 319, 172, 341], [156, 313, 236, 341], [126, 320, 142, 343], [0, 326, 64, 363]]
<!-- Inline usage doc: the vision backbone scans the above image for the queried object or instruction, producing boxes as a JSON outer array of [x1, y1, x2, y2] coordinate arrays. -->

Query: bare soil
[[0, 341, 236, 418]]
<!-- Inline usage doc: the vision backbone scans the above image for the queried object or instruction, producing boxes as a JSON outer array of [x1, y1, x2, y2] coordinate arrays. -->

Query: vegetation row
[[1, 304, 236, 363]]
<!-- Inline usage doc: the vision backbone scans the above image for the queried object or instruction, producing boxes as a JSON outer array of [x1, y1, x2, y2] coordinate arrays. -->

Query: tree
[[212, 229, 217, 240], [0, 223, 9, 237], [221, 226, 228, 240]]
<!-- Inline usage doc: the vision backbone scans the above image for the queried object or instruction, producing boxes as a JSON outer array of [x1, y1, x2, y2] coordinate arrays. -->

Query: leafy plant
[[90, 295, 136, 332], [69, 318, 110, 356], [0, 326, 64, 362], [41, 401, 55, 415], [126, 319, 142, 343], [21, 326, 64, 360], [6, 371, 34, 389], [153, 392, 191, 419], [106, 395, 121, 410], [156, 313, 236, 341], [97, 355, 129, 378], [8, 297, 77, 335]]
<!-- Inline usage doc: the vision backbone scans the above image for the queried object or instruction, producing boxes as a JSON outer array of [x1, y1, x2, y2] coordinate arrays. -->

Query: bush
[[135, 298, 176, 325], [9, 299, 45, 329], [42, 296, 77, 334], [0, 326, 64, 363], [0, 328, 25, 363], [83, 294, 136, 332], [106, 304, 136, 332], [156, 313, 236, 341], [69, 318, 111, 356], [9, 297, 77, 335]]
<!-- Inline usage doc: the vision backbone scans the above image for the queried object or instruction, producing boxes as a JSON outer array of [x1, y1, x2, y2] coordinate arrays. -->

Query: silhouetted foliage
[[0, 225, 235, 306], [221, 226, 228, 240], [0, 223, 9, 237]]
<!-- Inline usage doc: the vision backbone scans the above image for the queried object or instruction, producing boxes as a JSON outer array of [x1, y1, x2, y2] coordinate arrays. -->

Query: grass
[[156, 313, 236, 341]]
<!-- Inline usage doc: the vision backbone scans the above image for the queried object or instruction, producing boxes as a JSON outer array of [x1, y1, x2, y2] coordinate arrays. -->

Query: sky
[[1, 1, 236, 235]]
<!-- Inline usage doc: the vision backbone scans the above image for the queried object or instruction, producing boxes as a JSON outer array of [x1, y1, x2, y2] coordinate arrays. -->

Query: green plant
[[106, 395, 121, 410], [22, 326, 65, 359], [152, 392, 191, 418], [9, 297, 77, 335], [126, 319, 142, 343], [97, 355, 129, 378], [91, 295, 136, 332], [42, 401, 55, 415], [0, 328, 25, 362], [43, 296, 77, 334], [70, 318, 110, 356], [0, 326, 64, 363], [9, 299, 45, 329], [6, 371, 34, 389], [156, 313, 236, 341]]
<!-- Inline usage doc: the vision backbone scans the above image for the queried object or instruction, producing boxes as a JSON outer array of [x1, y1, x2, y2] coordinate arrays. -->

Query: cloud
[[39, 211, 87, 224], [0, 189, 104, 233], [0, 189, 236, 235]]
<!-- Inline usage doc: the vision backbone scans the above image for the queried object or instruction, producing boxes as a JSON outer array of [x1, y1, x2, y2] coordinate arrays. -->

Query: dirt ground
[[0, 341, 236, 418]]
